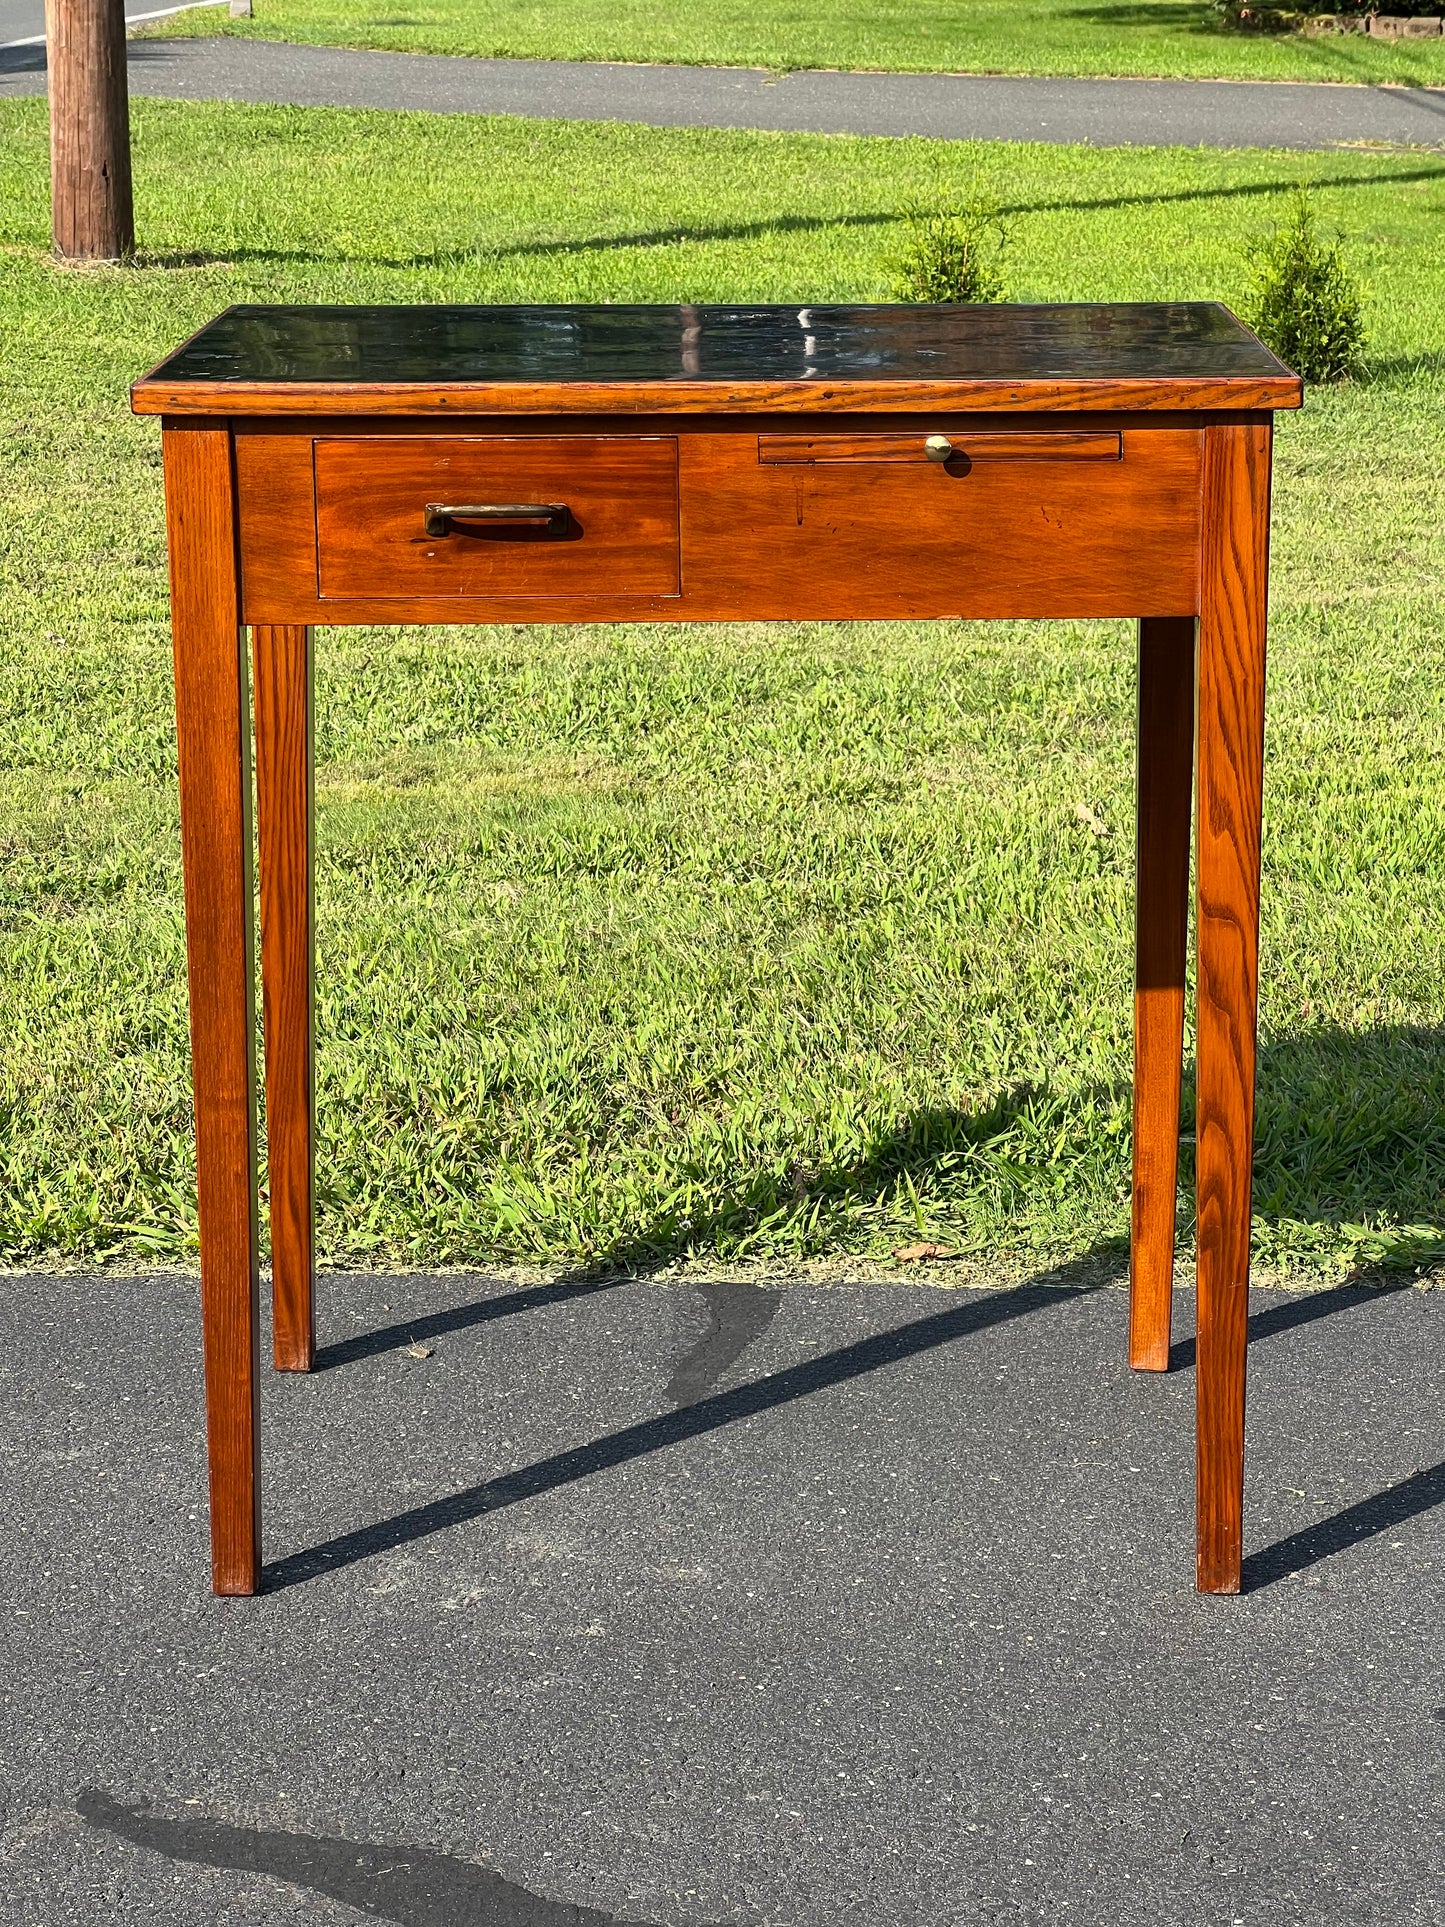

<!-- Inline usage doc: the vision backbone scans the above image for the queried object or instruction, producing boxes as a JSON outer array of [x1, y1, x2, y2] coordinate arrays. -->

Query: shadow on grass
[[499, 160, 1445, 253], [1063, 0, 1217, 24], [1064, 3, 1445, 87], [1361, 347, 1445, 382], [564, 1019, 1445, 1282], [1247, 1022, 1445, 1273], [114, 161, 1445, 275], [131, 210, 895, 274], [312, 1084, 1074, 1370], [317, 1020, 1445, 1374]]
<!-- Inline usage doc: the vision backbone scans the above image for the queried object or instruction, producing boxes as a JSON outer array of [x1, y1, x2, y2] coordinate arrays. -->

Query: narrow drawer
[[314, 436, 680, 599]]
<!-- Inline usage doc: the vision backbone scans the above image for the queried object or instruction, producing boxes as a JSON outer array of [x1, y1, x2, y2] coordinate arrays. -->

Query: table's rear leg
[[253, 624, 316, 1372], [1195, 419, 1271, 1595], [1129, 616, 1197, 1372], [164, 423, 262, 1595]]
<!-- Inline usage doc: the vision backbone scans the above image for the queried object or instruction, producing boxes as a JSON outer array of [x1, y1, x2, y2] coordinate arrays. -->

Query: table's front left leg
[[254, 623, 315, 1372], [1194, 417, 1272, 1595], [164, 422, 262, 1596]]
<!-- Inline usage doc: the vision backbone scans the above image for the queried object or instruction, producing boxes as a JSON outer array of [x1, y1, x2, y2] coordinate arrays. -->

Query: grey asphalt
[[0, 0, 224, 48], [3, 1264, 1443, 1923], [5, 34, 1445, 148]]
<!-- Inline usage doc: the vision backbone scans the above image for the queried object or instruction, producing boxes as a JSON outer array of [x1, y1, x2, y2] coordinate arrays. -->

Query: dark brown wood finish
[[1194, 419, 1272, 1595], [1129, 616, 1197, 1374], [163, 421, 261, 1596], [138, 306, 1299, 1598], [254, 623, 316, 1374]]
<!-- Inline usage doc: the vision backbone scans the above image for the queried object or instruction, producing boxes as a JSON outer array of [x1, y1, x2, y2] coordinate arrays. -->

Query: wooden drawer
[[680, 423, 1203, 619], [313, 435, 680, 599]]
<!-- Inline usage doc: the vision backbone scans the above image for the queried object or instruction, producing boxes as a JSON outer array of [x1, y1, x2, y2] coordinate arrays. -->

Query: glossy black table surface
[[144, 301, 1294, 389]]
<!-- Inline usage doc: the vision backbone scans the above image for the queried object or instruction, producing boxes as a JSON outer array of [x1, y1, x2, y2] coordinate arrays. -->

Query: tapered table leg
[[1194, 419, 1272, 1595], [1129, 616, 1196, 1372], [254, 624, 315, 1372], [164, 423, 262, 1596]]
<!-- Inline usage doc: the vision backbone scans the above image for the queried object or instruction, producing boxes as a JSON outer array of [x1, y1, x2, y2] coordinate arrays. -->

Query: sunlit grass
[[141, 0, 1445, 83], [2, 98, 1442, 1273]]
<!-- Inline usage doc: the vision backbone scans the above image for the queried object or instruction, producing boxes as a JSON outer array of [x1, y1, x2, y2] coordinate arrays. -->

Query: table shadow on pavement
[[266, 1273, 1076, 1592], [273, 1264, 1445, 1598]]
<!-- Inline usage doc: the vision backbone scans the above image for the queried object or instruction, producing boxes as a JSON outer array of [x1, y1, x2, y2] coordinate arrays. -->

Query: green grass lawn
[[2, 99, 1443, 1277], [142, 0, 1445, 84]]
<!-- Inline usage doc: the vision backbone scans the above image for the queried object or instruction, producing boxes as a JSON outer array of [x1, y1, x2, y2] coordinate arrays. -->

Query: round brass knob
[[924, 434, 954, 462]]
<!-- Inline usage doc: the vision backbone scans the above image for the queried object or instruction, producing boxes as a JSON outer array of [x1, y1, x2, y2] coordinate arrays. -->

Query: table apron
[[231, 416, 1205, 625]]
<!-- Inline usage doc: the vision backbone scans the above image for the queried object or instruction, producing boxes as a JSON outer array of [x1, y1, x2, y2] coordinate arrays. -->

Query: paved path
[[4, 34, 1445, 147], [3, 1264, 1442, 1923], [0, 0, 223, 48]]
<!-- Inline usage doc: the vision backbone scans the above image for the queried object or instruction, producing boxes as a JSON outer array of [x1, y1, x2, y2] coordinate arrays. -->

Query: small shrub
[[888, 200, 1008, 304], [1244, 191, 1366, 384], [1214, 0, 1444, 20]]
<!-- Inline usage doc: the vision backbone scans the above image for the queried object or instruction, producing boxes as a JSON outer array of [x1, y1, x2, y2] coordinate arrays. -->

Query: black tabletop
[[143, 302, 1293, 388]]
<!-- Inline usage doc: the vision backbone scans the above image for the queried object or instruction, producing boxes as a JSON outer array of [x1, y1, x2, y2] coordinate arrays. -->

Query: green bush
[[888, 199, 1008, 304], [1244, 191, 1366, 383], [1215, 0, 1444, 17]]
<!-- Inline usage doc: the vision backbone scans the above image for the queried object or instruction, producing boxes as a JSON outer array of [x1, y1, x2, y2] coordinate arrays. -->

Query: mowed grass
[[1, 99, 1443, 1274], [144, 0, 1445, 84]]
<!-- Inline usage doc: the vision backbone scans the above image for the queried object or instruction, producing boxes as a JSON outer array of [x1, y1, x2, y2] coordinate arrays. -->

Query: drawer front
[[314, 436, 680, 599], [680, 425, 1202, 618]]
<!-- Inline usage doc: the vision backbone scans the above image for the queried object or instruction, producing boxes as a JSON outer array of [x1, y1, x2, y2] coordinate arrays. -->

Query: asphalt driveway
[[2, 1265, 1442, 1923], [4, 35, 1445, 148]]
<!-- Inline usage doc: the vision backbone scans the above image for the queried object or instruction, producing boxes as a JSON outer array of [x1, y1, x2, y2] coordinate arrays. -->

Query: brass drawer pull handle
[[423, 501, 569, 537], [757, 430, 1122, 465]]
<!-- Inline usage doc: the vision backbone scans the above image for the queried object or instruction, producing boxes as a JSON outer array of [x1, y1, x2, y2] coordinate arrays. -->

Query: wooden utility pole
[[46, 0, 135, 261]]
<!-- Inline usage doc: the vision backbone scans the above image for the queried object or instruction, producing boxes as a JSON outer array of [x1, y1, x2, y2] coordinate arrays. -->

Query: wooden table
[[131, 302, 1302, 1598]]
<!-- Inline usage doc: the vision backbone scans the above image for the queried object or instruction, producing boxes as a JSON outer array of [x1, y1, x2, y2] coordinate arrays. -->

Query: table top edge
[[131, 374, 1305, 417]]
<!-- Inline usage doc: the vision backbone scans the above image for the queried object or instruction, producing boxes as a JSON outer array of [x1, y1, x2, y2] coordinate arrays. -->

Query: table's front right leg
[[1194, 418, 1272, 1596], [164, 422, 262, 1596]]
